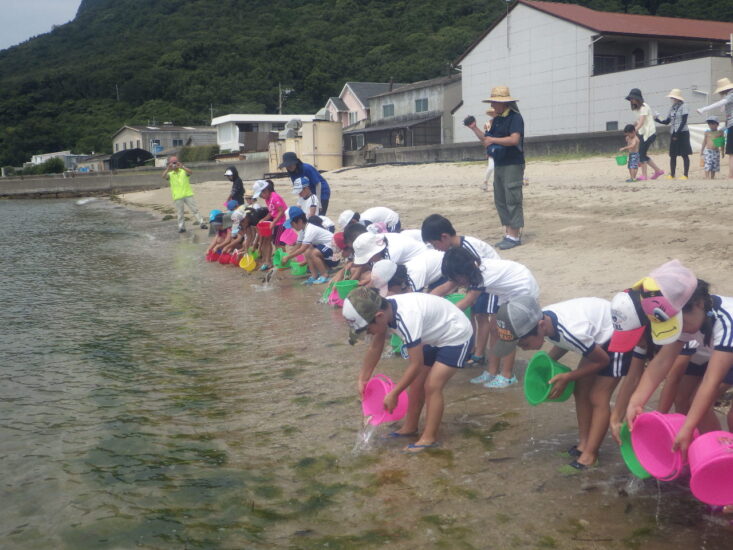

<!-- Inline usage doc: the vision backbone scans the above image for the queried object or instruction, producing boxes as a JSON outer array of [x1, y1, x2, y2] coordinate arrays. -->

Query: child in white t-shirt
[[343, 287, 474, 452], [281, 207, 338, 285], [292, 177, 321, 217]]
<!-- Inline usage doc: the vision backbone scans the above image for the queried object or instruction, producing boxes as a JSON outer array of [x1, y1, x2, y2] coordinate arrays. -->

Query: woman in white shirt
[[625, 88, 664, 181]]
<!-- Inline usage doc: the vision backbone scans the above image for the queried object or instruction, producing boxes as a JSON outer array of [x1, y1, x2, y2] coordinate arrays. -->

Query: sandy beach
[[120, 152, 733, 306]]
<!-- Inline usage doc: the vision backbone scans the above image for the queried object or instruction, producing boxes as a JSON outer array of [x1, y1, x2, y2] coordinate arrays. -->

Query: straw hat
[[482, 85, 518, 103], [667, 88, 685, 102], [714, 77, 733, 95]]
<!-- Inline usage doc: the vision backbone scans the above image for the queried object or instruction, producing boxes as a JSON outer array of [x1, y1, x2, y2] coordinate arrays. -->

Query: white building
[[453, 0, 733, 140], [211, 114, 318, 153]]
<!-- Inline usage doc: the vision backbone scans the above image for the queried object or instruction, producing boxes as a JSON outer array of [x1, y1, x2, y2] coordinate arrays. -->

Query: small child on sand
[[701, 116, 724, 179], [343, 286, 474, 452], [619, 124, 640, 182]]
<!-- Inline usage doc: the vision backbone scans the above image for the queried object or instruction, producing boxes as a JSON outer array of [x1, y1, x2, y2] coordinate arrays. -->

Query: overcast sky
[[1, 0, 81, 51]]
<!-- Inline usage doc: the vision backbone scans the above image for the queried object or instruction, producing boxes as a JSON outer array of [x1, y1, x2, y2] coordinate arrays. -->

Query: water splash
[[352, 418, 379, 454], [623, 476, 645, 496], [75, 197, 97, 205]]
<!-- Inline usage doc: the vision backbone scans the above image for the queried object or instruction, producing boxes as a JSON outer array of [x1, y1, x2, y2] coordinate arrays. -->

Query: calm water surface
[[1, 199, 730, 549]]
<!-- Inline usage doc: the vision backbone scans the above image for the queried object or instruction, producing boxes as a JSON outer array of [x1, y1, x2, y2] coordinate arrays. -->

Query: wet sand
[[115, 155, 733, 548]]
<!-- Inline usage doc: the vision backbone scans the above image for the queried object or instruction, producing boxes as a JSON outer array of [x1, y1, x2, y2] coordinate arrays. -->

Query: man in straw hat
[[699, 77, 733, 179], [465, 86, 525, 250]]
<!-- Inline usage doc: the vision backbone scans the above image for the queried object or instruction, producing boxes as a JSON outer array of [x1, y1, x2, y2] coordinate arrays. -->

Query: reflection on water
[[1, 199, 730, 549]]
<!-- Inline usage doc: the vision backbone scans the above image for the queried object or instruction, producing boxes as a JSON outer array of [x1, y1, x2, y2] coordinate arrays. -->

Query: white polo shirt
[[362, 206, 400, 228], [384, 233, 427, 264], [298, 194, 321, 216], [470, 258, 539, 303], [388, 293, 473, 349], [299, 223, 334, 247], [460, 235, 499, 261], [405, 249, 445, 291], [543, 297, 613, 356]]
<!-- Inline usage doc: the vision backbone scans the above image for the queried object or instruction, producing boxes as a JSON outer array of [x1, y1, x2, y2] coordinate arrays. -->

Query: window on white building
[[415, 98, 428, 113], [382, 104, 395, 118], [172, 139, 183, 147], [348, 111, 358, 125]]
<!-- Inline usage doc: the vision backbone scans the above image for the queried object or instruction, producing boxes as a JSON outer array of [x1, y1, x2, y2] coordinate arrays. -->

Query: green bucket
[[523, 351, 575, 406], [272, 248, 286, 268], [335, 280, 359, 300], [620, 422, 651, 479], [390, 333, 404, 355], [444, 293, 471, 318], [713, 136, 725, 148], [249, 249, 260, 260], [615, 154, 628, 166], [290, 263, 309, 276]]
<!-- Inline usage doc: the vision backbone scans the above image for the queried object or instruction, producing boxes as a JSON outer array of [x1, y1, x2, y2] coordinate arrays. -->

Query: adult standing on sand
[[280, 152, 331, 215], [698, 77, 733, 180], [466, 86, 525, 250], [655, 88, 692, 180], [625, 88, 664, 181], [162, 156, 207, 233]]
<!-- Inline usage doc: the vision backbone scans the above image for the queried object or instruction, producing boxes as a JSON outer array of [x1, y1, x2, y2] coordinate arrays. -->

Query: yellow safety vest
[[168, 169, 194, 200]]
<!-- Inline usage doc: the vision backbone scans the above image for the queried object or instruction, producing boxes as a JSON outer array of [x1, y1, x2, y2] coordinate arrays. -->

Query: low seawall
[[343, 128, 670, 166], [0, 157, 269, 199]]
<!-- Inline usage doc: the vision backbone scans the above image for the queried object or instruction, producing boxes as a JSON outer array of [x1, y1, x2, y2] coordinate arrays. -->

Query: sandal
[[465, 355, 486, 367]]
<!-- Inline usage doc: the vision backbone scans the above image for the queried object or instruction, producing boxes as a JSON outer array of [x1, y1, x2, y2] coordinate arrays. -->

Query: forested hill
[[0, 0, 730, 166]]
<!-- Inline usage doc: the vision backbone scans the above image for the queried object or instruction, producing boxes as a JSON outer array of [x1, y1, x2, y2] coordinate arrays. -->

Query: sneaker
[[470, 370, 494, 384], [313, 276, 329, 284], [651, 170, 665, 180], [259, 264, 270, 271], [678, 175, 688, 180], [302, 277, 317, 285], [496, 237, 521, 250], [178, 227, 186, 233], [484, 374, 518, 389], [664, 174, 675, 180], [636, 175, 648, 181], [200, 223, 208, 229], [625, 178, 636, 183]]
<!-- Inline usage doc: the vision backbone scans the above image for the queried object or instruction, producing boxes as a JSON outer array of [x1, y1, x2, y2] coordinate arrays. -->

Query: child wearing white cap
[[251, 179, 287, 271], [370, 252, 446, 297], [281, 207, 338, 285], [441, 247, 539, 389], [292, 177, 321, 217], [343, 287, 473, 452], [494, 295, 636, 470], [338, 207, 401, 233]]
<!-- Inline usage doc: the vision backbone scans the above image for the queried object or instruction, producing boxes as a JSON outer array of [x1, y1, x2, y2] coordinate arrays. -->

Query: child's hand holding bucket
[[547, 372, 572, 399], [383, 389, 399, 414], [672, 424, 696, 455]]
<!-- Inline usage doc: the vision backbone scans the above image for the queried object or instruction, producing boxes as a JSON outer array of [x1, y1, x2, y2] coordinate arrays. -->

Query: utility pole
[[278, 83, 293, 114], [115, 84, 120, 101], [210, 103, 214, 122]]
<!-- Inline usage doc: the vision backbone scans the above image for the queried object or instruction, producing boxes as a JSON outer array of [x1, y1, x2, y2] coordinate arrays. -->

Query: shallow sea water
[[1, 199, 731, 549]]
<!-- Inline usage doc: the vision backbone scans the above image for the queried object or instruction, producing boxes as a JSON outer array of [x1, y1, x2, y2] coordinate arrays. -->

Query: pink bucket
[[689, 430, 733, 505], [361, 374, 408, 426], [631, 412, 698, 481], [279, 228, 298, 246], [327, 287, 344, 307]]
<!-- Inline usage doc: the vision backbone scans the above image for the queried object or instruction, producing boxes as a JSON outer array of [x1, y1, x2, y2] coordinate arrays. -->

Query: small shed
[[109, 148, 153, 170]]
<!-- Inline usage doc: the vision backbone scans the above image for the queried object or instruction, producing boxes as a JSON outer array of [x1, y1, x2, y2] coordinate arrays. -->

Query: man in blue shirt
[[466, 86, 525, 250], [280, 152, 332, 215]]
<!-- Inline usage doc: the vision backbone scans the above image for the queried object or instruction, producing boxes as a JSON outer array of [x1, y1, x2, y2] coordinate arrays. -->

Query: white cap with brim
[[370, 259, 398, 296], [251, 180, 268, 199], [352, 232, 386, 265], [338, 209, 356, 229], [224, 169, 233, 176]]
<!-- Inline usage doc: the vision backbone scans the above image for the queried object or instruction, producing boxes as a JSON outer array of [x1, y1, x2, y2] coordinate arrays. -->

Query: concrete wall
[[455, 4, 594, 139], [343, 127, 670, 166], [0, 158, 269, 199]]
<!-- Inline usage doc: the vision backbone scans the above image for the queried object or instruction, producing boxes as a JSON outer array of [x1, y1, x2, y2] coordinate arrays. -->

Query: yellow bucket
[[239, 254, 256, 272]]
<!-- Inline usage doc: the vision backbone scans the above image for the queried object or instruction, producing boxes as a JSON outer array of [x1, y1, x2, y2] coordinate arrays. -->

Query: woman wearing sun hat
[[699, 77, 733, 179], [465, 86, 525, 250], [625, 88, 664, 181], [655, 89, 692, 180]]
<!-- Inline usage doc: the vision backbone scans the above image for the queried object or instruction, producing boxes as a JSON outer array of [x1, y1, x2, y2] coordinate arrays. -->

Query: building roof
[[343, 82, 406, 109], [326, 97, 348, 111], [210, 114, 317, 126], [455, 0, 733, 65], [112, 125, 215, 137], [343, 115, 441, 135], [371, 74, 461, 99]]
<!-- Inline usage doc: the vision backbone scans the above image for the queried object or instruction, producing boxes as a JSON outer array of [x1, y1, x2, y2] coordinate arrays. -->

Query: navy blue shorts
[[422, 336, 474, 369], [473, 292, 499, 315], [598, 348, 632, 378], [684, 362, 707, 377], [313, 244, 340, 268]]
